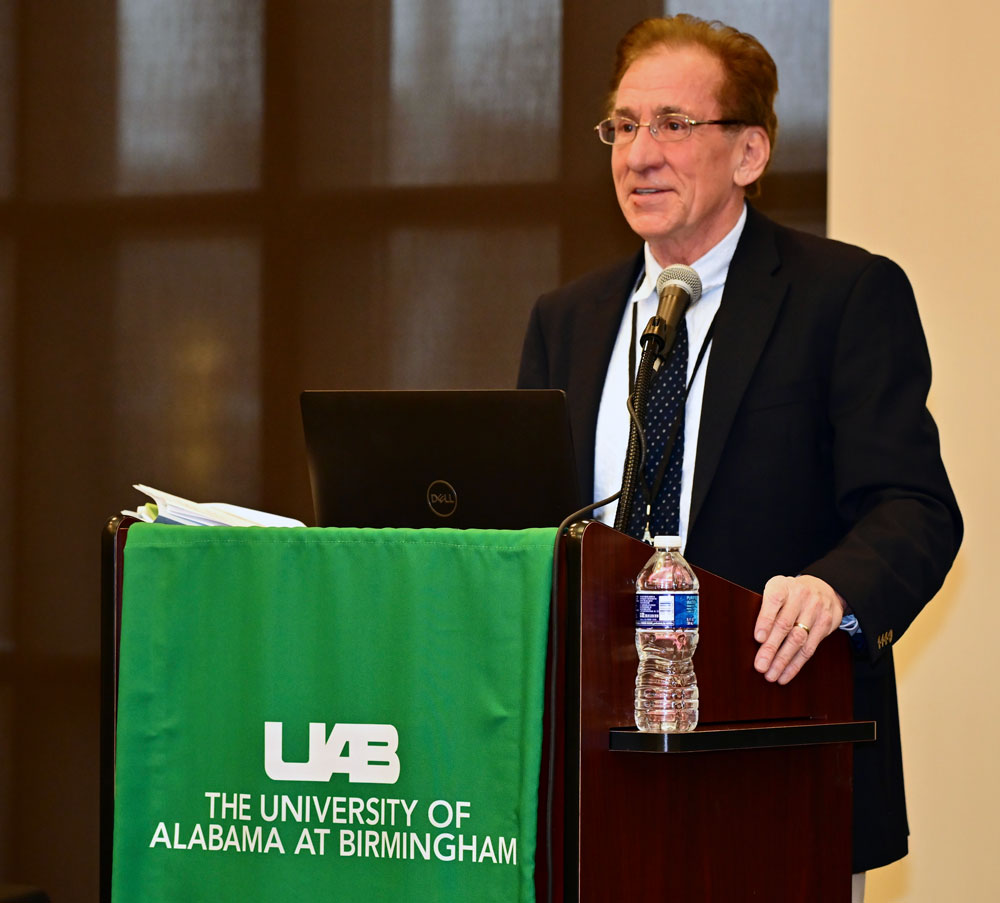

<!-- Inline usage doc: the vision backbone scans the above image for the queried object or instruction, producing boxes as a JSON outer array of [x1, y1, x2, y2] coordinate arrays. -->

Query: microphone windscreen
[[656, 264, 703, 305]]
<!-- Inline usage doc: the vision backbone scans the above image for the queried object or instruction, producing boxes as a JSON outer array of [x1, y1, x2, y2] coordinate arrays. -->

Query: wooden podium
[[537, 520, 873, 902], [102, 516, 872, 902]]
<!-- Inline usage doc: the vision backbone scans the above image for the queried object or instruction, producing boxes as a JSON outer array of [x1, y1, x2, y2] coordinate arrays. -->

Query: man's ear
[[733, 126, 770, 188]]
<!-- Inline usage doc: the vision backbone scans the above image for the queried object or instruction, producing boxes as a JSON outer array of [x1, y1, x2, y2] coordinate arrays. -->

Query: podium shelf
[[609, 719, 875, 754]]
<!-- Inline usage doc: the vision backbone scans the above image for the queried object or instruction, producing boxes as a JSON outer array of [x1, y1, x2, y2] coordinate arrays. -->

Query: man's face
[[611, 44, 750, 265]]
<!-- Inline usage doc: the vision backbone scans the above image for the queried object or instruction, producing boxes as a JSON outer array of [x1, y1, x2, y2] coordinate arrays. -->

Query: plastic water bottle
[[634, 536, 700, 732]]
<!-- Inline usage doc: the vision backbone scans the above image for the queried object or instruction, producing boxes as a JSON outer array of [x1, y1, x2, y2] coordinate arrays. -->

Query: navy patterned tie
[[626, 320, 688, 538]]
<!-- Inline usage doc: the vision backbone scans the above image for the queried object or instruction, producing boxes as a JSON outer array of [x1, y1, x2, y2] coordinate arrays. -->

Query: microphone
[[641, 264, 703, 359], [614, 264, 703, 534]]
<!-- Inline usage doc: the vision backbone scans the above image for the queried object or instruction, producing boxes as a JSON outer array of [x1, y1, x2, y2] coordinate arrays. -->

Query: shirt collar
[[634, 203, 748, 302]]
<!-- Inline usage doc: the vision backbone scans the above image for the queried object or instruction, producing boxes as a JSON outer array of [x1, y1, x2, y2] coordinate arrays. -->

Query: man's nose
[[625, 125, 666, 170]]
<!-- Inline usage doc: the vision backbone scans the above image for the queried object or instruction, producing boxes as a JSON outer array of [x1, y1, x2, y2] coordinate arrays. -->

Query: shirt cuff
[[839, 613, 862, 635]]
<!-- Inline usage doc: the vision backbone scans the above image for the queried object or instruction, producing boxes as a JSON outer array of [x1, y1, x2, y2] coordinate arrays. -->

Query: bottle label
[[635, 592, 699, 629]]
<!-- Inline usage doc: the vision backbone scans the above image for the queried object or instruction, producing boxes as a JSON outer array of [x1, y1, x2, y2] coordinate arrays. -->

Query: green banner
[[113, 525, 555, 902]]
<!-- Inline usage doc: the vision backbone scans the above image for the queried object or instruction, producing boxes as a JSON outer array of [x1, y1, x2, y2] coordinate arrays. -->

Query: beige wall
[[830, 2, 1000, 900]]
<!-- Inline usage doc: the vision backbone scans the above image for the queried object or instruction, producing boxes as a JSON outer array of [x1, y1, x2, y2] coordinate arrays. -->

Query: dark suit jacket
[[518, 204, 962, 872]]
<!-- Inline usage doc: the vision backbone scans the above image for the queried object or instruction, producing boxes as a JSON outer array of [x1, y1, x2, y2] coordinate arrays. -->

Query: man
[[518, 14, 962, 896]]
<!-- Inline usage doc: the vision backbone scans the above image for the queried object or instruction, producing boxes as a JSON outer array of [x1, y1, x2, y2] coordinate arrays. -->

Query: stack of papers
[[123, 484, 306, 528]]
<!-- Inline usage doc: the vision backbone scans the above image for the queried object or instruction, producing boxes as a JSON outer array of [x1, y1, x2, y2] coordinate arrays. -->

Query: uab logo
[[264, 722, 400, 784]]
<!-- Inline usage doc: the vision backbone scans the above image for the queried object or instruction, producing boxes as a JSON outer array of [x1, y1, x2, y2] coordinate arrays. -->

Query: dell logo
[[426, 479, 458, 518]]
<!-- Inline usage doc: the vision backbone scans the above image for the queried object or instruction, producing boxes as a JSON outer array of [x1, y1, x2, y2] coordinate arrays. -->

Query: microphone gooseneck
[[614, 265, 703, 537]]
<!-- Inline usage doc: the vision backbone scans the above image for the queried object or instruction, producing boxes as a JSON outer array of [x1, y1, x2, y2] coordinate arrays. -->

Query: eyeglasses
[[595, 112, 746, 146]]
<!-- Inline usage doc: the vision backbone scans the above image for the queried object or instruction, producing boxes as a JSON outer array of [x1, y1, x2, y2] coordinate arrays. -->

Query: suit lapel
[[689, 207, 789, 532]]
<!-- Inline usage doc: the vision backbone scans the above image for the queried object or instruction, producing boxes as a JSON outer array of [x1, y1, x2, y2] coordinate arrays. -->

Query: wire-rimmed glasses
[[595, 112, 746, 145]]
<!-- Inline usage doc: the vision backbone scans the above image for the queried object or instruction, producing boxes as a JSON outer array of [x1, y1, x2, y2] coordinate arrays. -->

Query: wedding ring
[[794, 622, 811, 635]]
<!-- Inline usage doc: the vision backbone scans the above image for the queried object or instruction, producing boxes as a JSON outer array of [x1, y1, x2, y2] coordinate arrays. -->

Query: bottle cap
[[653, 535, 682, 550]]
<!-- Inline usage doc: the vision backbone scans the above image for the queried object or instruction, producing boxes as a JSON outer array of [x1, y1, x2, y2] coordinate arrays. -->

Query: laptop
[[300, 389, 581, 529]]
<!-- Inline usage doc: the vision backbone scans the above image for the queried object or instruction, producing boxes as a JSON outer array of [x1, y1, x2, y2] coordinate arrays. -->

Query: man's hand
[[753, 575, 847, 685]]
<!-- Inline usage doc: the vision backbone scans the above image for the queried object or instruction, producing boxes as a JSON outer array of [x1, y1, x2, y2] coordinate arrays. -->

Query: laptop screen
[[300, 389, 581, 529]]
